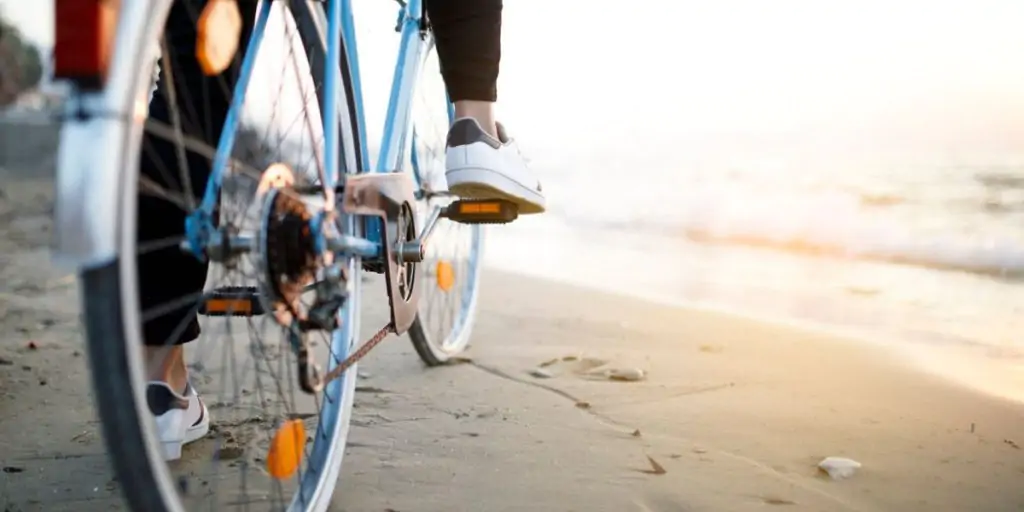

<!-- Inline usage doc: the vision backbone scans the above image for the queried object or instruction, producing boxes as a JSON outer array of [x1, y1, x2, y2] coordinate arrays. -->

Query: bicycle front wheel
[[60, 1, 364, 510], [406, 35, 485, 366]]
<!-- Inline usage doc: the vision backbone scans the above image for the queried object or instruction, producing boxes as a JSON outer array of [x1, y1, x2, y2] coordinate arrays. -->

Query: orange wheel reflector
[[436, 261, 455, 292], [196, 0, 242, 76], [266, 419, 305, 480]]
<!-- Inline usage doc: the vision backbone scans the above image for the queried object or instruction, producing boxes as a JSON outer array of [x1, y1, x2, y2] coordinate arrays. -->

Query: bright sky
[[0, 1, 51, 46], [4, 0, 1024, 153]]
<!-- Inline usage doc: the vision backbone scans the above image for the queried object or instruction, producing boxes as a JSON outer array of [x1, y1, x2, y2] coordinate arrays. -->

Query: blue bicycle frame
[[186, 0, 447, 260]]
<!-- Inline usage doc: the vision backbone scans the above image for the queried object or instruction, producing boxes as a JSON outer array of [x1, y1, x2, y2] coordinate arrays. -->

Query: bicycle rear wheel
[[61, 2, 364, 510], [406, 36, 485, 366]]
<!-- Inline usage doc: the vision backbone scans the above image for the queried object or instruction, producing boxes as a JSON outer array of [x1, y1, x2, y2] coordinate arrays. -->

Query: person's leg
[[425, 0, 546, 214], [426, 0, 501, 135], [138, 0, 255, 460]]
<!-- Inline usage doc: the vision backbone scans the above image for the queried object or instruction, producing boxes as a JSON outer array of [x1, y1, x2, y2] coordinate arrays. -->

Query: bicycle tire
[[71, 2, 365, 511]]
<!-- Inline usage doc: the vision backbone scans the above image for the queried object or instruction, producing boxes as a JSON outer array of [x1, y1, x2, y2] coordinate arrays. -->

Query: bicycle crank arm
[[398, 198, 519, 264], [395, 206, 443, 263]]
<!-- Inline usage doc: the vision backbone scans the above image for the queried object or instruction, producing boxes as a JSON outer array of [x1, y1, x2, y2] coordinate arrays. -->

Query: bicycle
[[51, 0, 518, 510]]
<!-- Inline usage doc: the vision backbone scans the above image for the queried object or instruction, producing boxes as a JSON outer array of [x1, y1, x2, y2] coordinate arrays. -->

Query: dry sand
[[1, 169, 1023, 512]]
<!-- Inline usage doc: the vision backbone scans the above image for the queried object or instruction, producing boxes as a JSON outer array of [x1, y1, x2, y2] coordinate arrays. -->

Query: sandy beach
[[0, 168, 1022, 512]]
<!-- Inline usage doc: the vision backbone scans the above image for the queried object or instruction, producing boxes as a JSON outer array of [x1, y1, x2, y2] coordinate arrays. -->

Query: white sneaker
[[444, 118, 546, 214], [146, 381, 210, 461]]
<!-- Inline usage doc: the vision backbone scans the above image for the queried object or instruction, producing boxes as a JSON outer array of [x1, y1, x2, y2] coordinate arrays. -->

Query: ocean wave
[[552, 183, 1024, 280], [679, 226, 1024, 279]]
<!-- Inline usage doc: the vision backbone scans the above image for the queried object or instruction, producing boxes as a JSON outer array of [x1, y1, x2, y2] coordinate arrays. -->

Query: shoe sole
[[446, 167, 546, 215]]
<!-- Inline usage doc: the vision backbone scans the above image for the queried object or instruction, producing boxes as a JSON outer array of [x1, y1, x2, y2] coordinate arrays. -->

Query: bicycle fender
[[53, 97, 132, 271], [52, 0, 164, 271]]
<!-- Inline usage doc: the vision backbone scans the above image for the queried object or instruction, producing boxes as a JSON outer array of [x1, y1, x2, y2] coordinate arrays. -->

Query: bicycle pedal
[[199, 286, 265, 316], [443, 199, 518, 225]]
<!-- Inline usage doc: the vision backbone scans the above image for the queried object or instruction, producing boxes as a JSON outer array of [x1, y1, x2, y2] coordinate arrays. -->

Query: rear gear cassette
[[259, 186, 319, 324]]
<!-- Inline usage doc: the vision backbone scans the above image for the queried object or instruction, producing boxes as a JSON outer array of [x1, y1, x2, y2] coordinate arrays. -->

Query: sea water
[[485, 147, 1023, 348]]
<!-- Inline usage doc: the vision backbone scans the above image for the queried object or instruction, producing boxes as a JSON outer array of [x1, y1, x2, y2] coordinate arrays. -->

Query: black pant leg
[[137, 0, 256, 346], [425, 0, 503, 102]]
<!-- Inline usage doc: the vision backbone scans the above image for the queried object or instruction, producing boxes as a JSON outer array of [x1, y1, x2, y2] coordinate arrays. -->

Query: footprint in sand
[[529, 355, 646, 382]]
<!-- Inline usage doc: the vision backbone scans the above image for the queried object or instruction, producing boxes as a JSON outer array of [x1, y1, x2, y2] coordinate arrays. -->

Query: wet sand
[[1, 170, 1023, 511]]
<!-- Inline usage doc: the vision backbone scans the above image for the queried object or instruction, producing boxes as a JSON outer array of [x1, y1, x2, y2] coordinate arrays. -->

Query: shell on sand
[[818, 456, 861, 480]]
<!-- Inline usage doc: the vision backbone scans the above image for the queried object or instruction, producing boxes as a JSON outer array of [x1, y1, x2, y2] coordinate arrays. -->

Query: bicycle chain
[[320, 322, 393, 386]]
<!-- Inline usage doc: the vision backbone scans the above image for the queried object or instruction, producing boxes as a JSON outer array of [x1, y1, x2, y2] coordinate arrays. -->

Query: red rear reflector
[[54, 0, 120, 88]]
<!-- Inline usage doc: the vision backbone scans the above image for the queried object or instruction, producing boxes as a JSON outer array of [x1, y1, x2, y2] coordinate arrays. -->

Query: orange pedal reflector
[[196, 0, 242, 76], [444, 199, 518, 225], [267, 419, 305, 480], [199, 286, 265, 316], [53, 0, 121, 88], [435, 261, 455, 292]]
